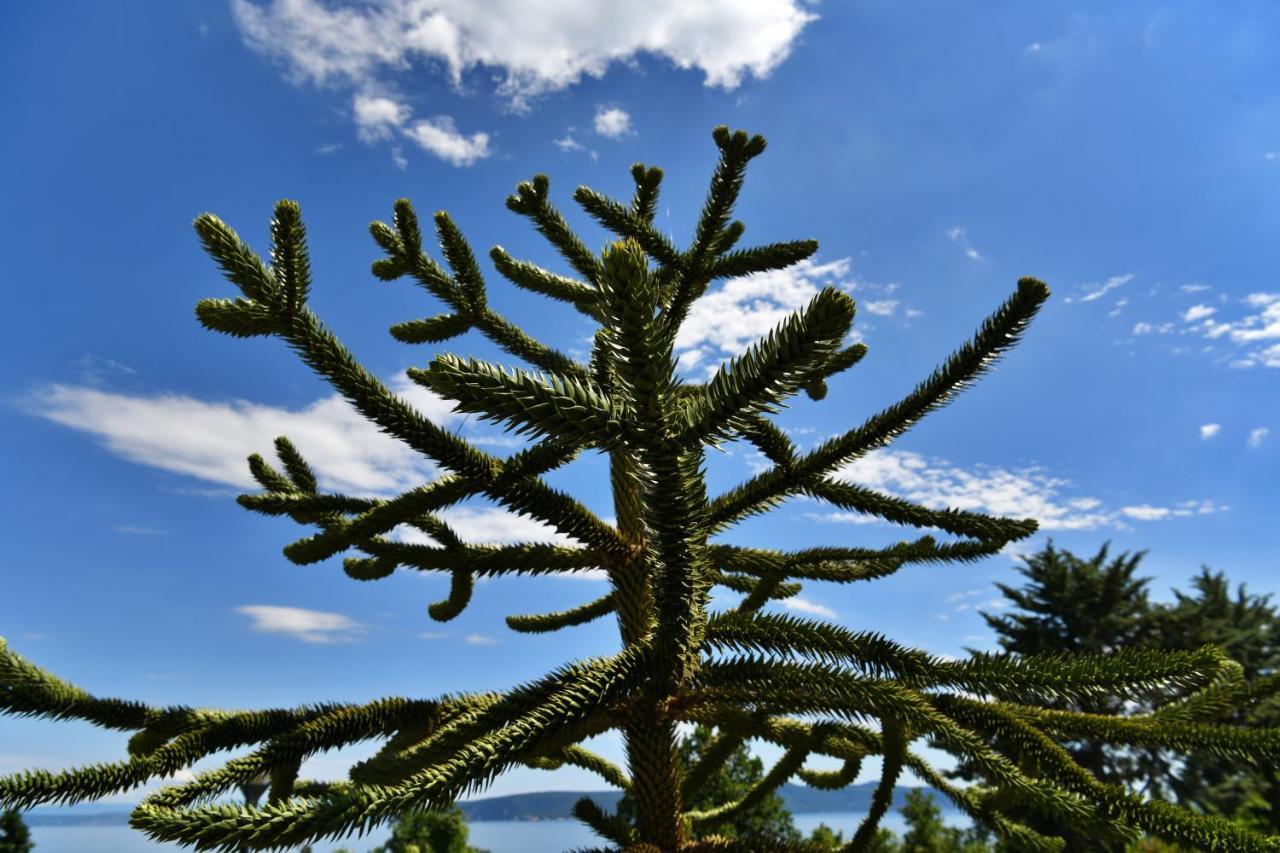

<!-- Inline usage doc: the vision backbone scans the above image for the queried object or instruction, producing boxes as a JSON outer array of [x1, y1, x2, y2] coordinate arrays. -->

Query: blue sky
[[2, 0, 1278, 805]]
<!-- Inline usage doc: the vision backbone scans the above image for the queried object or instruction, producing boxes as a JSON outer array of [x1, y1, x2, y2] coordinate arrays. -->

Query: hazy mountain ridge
[[24, 783, 941, 826]]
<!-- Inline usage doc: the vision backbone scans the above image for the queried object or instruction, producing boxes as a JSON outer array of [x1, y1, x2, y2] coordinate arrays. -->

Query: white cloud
[[1182, 304, 1216, 323], [316, 142, 342, 154], [352, 94, 409, 141], [1183, 292, 1280, 368], [1180, 283, 1210, 294], [402, 116, 491, 166], [554, 134, 584, 152], [1249, 427, 1270, 448], [781, 596, 838, 619], [944, 226, 982, 261], [1119, 505, 1170, 521], [676, 257, 857, 373], [594, 106, 632, 138], [1199, 423, 1221, 440], [236, 605, 365, 644], [393, 507, 606, 579], [821, 448, 1223, 531], [465, 632, 499, 646], [862, 299, 899, 317], [231, 0, 814, 147], [1132, 321, 1174, 335], [25, 375, 457, 495], [1025, 42, 1043, 54], [397, 506, 579, 547], [1079, 273, 1134, 303]]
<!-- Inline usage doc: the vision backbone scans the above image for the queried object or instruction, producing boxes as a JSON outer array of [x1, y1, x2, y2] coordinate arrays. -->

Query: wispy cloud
[[1196, 292, 1280, 368], [1074, 273, 1134, 304], [1249, 427, 1269, 449], [817, 448, 1225, 531], [862, 299, 899, 317], [1183, 304, 1216, 323], [236, 605, 366, 644], [114, 525, 167, 536], [24, 373, 458, 494], [465, 633, 499, 646], [945, 226, 983, 262]]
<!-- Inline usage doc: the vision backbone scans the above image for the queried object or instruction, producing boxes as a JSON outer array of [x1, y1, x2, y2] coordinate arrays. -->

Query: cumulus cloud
[[1249, 427, 1270, 448], [232, 0, 813, 154], [818, 449, 1224, 531], [1199, 423, 1221, 440], [352, 93, 409, 141], [594, 106, 632, 138], [236, 605, 365, 643], [234, 0, 814, 98], [781, 596, 838, 619], [24, 375, 458, 495], [402, 115, 490, 166], [676, 258, 857, 373]]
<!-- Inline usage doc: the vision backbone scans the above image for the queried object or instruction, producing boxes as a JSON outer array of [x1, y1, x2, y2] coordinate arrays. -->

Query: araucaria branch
[[4, 128, 1278, 852]]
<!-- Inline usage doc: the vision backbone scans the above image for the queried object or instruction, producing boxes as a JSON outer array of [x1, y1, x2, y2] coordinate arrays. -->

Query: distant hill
[[457, 783, 939, 822], [24, 783, 943, 826]]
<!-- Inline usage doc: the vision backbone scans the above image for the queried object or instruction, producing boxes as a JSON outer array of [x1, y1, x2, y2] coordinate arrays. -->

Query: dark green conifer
[[0, 809, 33, 853], [3, 128, 1279, 851]]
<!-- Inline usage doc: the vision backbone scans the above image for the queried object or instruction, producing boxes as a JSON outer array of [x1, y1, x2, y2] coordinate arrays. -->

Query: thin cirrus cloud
[[232, 0, 814, 165], [25, 373, 457, 495], [235, 605, 366, 644], [817, 448, 1225, 531]]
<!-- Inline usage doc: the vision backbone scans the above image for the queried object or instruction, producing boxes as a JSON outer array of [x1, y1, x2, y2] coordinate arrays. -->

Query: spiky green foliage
[[3, 127, 1278, 852]]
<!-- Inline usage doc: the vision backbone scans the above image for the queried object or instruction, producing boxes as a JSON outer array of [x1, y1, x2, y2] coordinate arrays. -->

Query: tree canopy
[[2, 128, 1278, 851]]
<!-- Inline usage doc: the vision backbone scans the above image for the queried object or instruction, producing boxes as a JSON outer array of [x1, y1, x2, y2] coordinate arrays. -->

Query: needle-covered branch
[[6, 126, 1272, 852]]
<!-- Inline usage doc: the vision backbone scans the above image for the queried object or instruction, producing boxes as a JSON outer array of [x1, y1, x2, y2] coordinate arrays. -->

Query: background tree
[[2, 128, 1279, 851], [0, 809, 32, 853], [1151, 569, 1280, 830], [982, 542, 1155, 778], [368, 805, 487, 853]]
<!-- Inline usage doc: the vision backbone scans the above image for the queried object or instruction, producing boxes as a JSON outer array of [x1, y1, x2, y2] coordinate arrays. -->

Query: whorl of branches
[[4, 127, 1278, 852]]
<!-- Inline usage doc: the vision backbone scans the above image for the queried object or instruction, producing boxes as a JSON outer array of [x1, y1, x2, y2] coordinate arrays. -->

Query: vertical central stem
[[610, 449, 687, 849]]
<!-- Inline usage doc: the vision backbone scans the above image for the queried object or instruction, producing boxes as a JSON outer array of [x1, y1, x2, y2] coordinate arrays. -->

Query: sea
[[28, 812, 962, 852]]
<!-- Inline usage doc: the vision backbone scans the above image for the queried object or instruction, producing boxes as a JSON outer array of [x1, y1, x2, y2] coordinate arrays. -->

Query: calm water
[[29, 812, 963, 852]]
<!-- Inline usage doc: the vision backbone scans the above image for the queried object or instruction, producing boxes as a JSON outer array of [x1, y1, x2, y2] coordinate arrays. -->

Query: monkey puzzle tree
[[2, 127, 1279, 852]]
